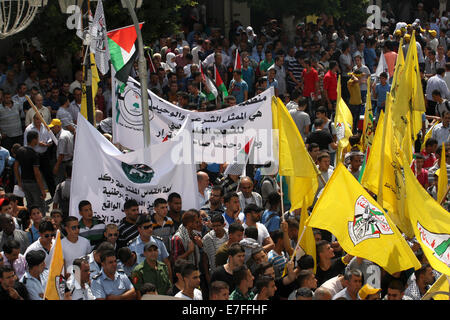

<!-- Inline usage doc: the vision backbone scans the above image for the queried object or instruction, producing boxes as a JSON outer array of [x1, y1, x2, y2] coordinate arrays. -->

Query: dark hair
[[153, 198, 167, 208], [437, 67, 446, 75], [136, 214, 151, 227], [223, 192, 239, 204], [210, 281, 229, 295], [314, 118, 324, 128], [329, 60, 337, 70], [180, 262, 198, 278], [168, 192, 181, 202], [78, 200, 91, 212], [174, 258, 189, 274], [316, 106, 327, 115], [255, 275, 274, 293], [296, 287, 313, 298], [228, 222, 244, 234], [244, 226, 258, 240], [94, 241, 115, 254], [297, 269, 314, 287], [211, 185, 224, 196], [425, 137, 438, 147], [297, 254, 315, 270], [432, 89, 442, 97], [233, 265, 250, 286], [388, 279, 405, 292], [244, 203, 262, 215], [414, 263, 431, 280], [2, 239, 20, 254], [253, 261, 274, 279], [270, 230, 283, 243], [307, 143, 320, 152], [63, 216, 78, 226], [317, 151, 330, 162], [100, 249, 116, 263], [124, 199, 139, 210], [26, 130, 39, 143], [0, 265, 14, 278], [117, 247, 132, 263], [140, 282, 157, 295], [181, 209, 198, 226], [316, 240, 330, 262], [228, 243, 245, 257], [38, 219, 55, 234], [211, 213, 225, 224], [379, 72, 388, 79], [73, 257, 89, 271], [50, 209, 62, 217]]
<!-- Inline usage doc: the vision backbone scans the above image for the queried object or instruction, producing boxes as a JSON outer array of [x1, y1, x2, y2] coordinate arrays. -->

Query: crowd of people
[[0, 2, 449, 301]]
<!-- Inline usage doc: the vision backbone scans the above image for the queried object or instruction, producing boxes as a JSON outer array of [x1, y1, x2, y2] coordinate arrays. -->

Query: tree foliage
[[19, 0, 197, 57], [237, 0, 370, 26]]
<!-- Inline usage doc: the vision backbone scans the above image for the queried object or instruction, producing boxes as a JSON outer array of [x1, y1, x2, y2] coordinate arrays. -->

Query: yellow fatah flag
[[274, 97, 319, 210], [360, 101, 413, 237], [335, 75, 353, 152], [421, 121, 440, 151], [401, 111, 414, 166], [437, 143, 448, 204], [404, 163, 450, 276], [298, 206, 316, 273], [390, 38, 404, 94], [361, 77, 375, 152], [275, 97, 317, 178], [81, 52, 100, 124], [44, 230, 65, 300], [306, 163, 421, 274], [422, 274, 450, 300]]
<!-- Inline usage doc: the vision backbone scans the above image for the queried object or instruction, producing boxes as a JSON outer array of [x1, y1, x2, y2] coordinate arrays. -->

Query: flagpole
[[279, 175, 285, 221], [124, 0, 151, 147], [377, 97, 390, 205]]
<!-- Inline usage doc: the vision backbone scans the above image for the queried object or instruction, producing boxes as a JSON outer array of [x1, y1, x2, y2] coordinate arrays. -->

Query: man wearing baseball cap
[[130, 240, 171, 298], [49, 118, 74, 185], [358, 283, 381, 300]]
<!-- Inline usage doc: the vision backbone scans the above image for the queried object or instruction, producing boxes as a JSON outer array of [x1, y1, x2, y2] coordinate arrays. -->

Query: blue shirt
[[242, 67, 255, 93], [375, 83, 391, 108], [364, 47, 377, 73], [28, 225, 40, 243], [127, 235, 169, 265], [0, 147, 13, 176], [20, 270, 49, 300], [230, 79, 248, 104], [261, 210, 281, 233], [91, 269, 134, 299]]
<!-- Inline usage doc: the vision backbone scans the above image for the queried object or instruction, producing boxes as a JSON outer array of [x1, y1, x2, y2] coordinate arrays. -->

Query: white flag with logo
[[89, 0, 110, 75], [70, 113, 198, 223]]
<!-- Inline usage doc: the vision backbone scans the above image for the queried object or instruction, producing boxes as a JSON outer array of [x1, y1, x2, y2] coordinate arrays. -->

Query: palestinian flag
[[215, 65, 228, 99], [107, 23, 144, 84], [234, 48, 241, 70], [224, 138, 255, 177], [200, 64, 218, 101]]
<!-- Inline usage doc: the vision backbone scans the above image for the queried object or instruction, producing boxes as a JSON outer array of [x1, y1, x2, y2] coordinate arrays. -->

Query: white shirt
[[61, 236, 91, 274], [24, 122, 53, 153], [24, 238, 56, 269], [66, 275, 96, 300], [319, 275, 344, 297], [175, 288, 203, 300], [242, 222, 270, 246]]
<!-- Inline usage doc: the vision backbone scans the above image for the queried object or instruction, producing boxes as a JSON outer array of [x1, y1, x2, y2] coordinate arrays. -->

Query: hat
[[404, 34, 411, 41], [48, 118, 62, 128], [429, 30, 437, 37], [358, 284, 381, 300], [0, 198, 10, 207], [26, 250, 46, 267], [144, 240, 158, 251], [394, 30, 402, 36]]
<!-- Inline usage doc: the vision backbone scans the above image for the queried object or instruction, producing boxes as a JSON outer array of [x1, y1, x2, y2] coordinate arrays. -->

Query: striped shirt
[[202, 229, 228, 272], [150, 214, 175, 253], [118, 219, 139, 249], [0, 102, 23, 137], [287, 59, 303, 87], [268, 250, 288, 279]]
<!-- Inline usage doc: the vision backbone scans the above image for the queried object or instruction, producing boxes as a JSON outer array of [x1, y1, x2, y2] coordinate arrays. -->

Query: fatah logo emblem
[[417, 222, 450, 267], [336, 122, 345, 140], [348, 196, 394, 245], [122, 163, 155, 184]]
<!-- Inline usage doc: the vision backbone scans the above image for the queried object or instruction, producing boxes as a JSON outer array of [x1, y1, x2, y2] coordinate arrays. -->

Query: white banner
[[70, 114, 199, 224], [112, 77, 274, 164]]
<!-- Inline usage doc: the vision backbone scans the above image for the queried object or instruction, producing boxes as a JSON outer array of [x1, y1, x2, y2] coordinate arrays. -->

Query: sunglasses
[[141, 224, 153, 230], [43, 233, 56, 238], [107, 233, 119, 237], [70, 225, 80, 231]]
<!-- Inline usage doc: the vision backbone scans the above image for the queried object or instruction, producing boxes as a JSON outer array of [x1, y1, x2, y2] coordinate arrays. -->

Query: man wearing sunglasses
[[24, 219, 56, 268], [127, 214, 172, 283], [103, 224, 119, 253], [61, 216, 91, 275]]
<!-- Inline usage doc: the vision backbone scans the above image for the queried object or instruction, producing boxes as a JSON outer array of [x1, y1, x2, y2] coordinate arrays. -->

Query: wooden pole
[[25, 95, 58, 145]]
